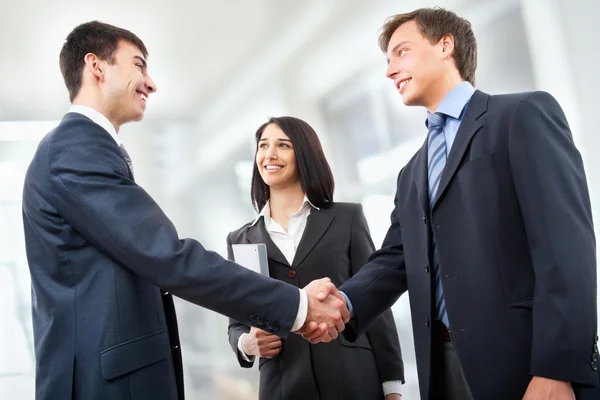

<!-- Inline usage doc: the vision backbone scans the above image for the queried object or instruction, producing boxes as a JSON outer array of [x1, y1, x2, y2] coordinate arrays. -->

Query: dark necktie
[[119, 144, 134, 177]]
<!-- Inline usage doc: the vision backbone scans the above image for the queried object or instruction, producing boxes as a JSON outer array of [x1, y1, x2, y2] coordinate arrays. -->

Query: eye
[[136, 64, 143, 70], [258, 143, 268, 149], [399, 49, 408, 57], [280, 143, 290, 148]]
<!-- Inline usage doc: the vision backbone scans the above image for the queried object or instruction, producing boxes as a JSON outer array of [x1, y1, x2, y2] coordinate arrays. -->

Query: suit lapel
[[413, 137, 431, 215], [246, 218, 290, 267], [432, 90, 489, 210], [291, 207, 335, 269]]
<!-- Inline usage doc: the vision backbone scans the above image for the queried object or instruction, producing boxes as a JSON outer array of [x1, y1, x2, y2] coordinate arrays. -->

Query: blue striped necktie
[[427, 112, 449, 327]]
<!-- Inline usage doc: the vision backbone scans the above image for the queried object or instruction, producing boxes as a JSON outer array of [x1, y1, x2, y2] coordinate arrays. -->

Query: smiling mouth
[[136, 91, 148, 102], [264, 165, 283, 171], [397, 78, 412, 92]]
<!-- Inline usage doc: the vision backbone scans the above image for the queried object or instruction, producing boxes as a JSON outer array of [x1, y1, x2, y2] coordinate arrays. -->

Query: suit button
[[424, 264, 430, 273], [161, 290, 169, 296], [593, 353, 598, 362], [424, 318, 430, 328], [288, 270, 296, 279], [423, 215, 427, 224], [594, 344, 598, 353], [172, 344, 179, 350], [592, 361, 598, 371]]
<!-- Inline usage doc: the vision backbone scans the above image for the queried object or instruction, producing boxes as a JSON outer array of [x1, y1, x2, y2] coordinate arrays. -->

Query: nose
[[265, 145, 277, 160], [145, 74, 157, 93], [385, 60, 399, 80]]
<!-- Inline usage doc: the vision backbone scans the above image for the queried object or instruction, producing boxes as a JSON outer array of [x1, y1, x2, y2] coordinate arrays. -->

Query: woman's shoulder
[[227, 219, 259, 244], [325, 201, 363, 215]]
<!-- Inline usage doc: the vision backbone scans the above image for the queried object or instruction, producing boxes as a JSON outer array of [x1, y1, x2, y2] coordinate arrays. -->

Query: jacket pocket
[[457, 154, 495, 183], [100, 329, 170, 380]]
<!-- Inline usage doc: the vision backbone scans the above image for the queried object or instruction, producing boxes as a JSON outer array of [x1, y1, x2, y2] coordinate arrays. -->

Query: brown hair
[[379, 8, 477, 84], [59, 21, 148, 101], [251, 116, 334, 212]]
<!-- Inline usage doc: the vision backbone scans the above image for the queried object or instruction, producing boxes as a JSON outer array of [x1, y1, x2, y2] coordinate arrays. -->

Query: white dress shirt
[[68, 105, 121, 146], [237, 197, 402, 396]]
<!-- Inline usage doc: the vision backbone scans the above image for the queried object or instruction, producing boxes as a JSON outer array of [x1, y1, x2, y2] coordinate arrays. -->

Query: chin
[[401, 91, 423, 107], [131, 111, 145, 122]]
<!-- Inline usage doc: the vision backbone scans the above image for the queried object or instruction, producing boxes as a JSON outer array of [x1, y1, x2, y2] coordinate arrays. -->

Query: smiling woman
[[226, 116, 405, 400]]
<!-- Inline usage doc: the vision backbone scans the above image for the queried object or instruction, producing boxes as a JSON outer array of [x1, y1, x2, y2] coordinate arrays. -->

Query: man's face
[[100, 40, 157, 126], [385, 20, 447, 109]]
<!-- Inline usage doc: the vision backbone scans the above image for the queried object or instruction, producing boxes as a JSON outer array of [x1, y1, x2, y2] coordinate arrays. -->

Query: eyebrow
[[259, 138, 292, 142], [133, 55, 147, 68]]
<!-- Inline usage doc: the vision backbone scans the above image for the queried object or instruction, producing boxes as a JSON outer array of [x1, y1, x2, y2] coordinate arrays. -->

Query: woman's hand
[[242, 327, 282, 358]]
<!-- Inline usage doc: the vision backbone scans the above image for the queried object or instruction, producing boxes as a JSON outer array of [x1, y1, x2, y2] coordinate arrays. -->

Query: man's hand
[[523, 377, 574, 400], [294, 278, 349, 343], [241, 327, 282, 358]]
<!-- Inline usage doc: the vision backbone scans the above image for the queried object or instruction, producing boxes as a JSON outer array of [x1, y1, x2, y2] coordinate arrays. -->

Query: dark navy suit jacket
[[340, 91, 599, 399], [22, 112, 300, 400]]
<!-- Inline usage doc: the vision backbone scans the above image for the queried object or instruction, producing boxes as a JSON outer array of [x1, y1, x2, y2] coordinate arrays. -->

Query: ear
[[439, 34, 455, 59], [83, 53, 104, 81]]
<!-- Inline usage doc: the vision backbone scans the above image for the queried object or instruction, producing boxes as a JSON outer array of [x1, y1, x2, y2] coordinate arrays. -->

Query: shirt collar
[[250, 195, 319, 227], [426, 81, 475, 126], [68, 105, 121, 146]]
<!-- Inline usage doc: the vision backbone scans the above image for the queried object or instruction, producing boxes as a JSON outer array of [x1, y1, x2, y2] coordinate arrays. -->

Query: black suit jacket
[[340, 91, 599, 399], [21, 113, 300, 400], [227, 203, 404, 400]]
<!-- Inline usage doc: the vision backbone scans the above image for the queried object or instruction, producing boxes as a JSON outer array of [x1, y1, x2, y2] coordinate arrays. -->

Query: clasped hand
[[294, 278, 350, 343]]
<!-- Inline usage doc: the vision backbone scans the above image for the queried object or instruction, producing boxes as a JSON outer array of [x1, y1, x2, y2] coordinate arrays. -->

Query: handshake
[[240, 278, 350, 359], [295, 277, 350, 344]]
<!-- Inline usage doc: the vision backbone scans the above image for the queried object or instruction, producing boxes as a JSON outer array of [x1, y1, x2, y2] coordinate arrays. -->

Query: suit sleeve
[[508, 91, 597, 386], [226, 233, 254, 368], [46, 120, 299, 338], [339, 173, 409, 340], [349, 204, 405, 384]]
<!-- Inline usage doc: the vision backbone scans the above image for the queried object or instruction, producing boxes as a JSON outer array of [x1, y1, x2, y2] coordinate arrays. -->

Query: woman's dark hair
[[250, 116, 334, 211]]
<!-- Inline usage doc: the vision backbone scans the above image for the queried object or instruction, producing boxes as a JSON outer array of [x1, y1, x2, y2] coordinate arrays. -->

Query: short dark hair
[[379, 8, 477, 85], [250, 116, 335, 211], [59, 21, 148, 101]]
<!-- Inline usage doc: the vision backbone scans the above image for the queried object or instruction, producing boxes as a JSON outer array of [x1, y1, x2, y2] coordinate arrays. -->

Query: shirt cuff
[[291, 288, 308, 332], [339, 291, 355, 318], [237, 333, 255, 362], [382, 380, 403, 396]]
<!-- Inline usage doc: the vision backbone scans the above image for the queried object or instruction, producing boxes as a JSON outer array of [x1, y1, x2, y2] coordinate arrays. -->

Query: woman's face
[[256, 124, 299, 189]]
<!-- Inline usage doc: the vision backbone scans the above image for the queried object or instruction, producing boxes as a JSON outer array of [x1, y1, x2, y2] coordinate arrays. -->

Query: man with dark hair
[[306, 7, 599, 400], [22, 21, 348, 400]]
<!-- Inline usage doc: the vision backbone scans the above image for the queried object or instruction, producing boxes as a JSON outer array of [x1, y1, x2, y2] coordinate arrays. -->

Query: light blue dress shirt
[[341, 81, 476, 317]]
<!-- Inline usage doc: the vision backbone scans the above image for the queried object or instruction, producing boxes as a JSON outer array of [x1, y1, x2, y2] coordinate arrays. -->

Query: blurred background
[[1, 0, 598, 398]]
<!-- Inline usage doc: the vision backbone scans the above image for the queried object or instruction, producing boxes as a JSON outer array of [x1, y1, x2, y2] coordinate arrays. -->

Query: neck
[[72, 91, 121, 133], [268, 182, 305, 224], [425, 73, 465, 114]]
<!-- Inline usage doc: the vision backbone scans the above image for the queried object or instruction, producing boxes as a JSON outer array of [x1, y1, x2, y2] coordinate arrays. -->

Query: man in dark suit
[[21, 21, 348, 400], [304, 7, 599, 400]]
